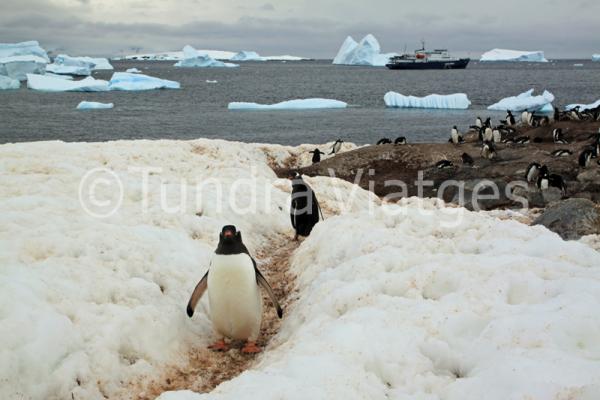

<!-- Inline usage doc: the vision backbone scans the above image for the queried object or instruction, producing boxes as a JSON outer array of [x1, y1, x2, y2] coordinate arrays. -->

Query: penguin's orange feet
[[208, 339, 229, 352], [241, 341, 261, 353]]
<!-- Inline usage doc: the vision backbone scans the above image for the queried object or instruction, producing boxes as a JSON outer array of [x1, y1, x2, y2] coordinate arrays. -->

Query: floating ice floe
[[46, 54, 113, 75], [0, 40, 50, 61], [384, 92, 471, 109], [592, 54, 600, 62], [565, 99, 600, 111], [0, 55, 48, 81], [76, 101, 114, 110], [228, 98, 348, 110], [174, 46, 239, 68], [230, 51, 266, 61], [45, 73, 73, 80], [333, 34, 397, 66], [487, 89, 555, 112], [205, 80, 218, 83], [26, 73, 109, 92], [0, 75, 20, 90], [480, 48, 548, 62], [46, 64, 92, 76], [108, 72, 180, 91], [125, 68, 141, 73]]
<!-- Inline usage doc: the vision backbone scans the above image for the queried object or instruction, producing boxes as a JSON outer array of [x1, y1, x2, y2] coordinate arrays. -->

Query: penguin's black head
[[287, 171, 301, 180], [220, 225, 240, 242]]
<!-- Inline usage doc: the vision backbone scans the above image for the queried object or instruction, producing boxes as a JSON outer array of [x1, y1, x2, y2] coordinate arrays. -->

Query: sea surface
[[1, 60, 599, 146]]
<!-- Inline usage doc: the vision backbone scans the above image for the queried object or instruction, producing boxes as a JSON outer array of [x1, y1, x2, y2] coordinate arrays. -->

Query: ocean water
[[1, 60, 599, 145]]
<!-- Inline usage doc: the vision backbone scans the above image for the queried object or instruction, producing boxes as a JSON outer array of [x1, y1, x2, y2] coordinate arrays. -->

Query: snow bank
[[592, 54, 600, 62], [108, 72, 180, 91], [158, 197, 600, 400], [332, 34, 397, 66], [231, 51, 265, 61], [565, 99, 600, 111], [26, 73, 109, 92], [0, 74, 20, 90], [487, 89, 555, 112], [174, 46, 239, 68], [76, 101, 114, 110], [125, 68, 141, 73], [0, 40, 49, 61], [228, 98, 348, 110], [0, 55, 48, 81], [480, 48, 548, 62], [384, 92, 471, 109]]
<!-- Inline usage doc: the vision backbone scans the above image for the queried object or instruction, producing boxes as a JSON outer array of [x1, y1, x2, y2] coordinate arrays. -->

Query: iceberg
[[0, 55, 48, 81], [174, 45, 239, 68], [228, 98, 347, 110], [592, 54, 600, 62], [48, 54, 113, 73], [45, 73, 73, 80], [384, 92, 471, 109], [108, 72, 180, 91], [46, 63, 92, 76], [0, 75, 20, 90], [480, 48, 548, 62], [26, 74, 109, 92], [332, 34, 397, 66], [0, 40, 49, 61], [116, 49, 308, 62], [231, 51, 265, 61], [76, 101, 114, 110], [125, 68, 141, 73], [565, 99, 600, 111], [487, 89, 555, 112]]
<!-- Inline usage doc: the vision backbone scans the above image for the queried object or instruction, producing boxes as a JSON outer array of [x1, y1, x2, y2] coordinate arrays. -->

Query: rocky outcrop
[[533, 198, 600, 239]]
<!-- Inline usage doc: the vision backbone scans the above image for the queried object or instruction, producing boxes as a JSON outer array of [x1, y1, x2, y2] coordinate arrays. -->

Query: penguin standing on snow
[[288, 171, 322, 240], [186, 225, 283, 353], [330, 139, 344, 155], [309, 148, 325, 164]]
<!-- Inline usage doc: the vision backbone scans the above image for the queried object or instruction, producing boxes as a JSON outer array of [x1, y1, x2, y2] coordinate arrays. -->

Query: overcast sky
[[1, 0, 599, 58]]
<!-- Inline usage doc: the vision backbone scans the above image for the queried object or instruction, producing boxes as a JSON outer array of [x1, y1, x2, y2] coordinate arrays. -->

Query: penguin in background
[[551, 149, 572, 157], [481, 141, 497, 160], [484, 126, 494, 142], [525, 162, 542, 183], [579, 149, 593, 168], [288, 171, 322, 240], [186, 225, 283, 353], [376, 138, 392, 145], [461, 152, 474, 166], [435, 160, 453, 169], [309, 148, 325, 164], [506, 110, 515, 126], [492, 128, 502, 143], [330, 139, 344, 155], [449, 126, 464, 144], [475, 116, 483, 128], [553, 128, 568, 144], [394, 136, 407, 145]]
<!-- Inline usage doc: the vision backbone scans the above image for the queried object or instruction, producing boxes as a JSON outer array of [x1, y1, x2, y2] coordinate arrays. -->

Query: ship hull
[[386, 58, 470, 70]]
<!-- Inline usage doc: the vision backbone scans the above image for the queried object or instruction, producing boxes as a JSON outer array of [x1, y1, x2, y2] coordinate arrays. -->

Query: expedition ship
[[386, 43, 469, 70]]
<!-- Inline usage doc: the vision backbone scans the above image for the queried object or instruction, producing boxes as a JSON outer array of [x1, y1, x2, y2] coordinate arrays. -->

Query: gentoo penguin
[[548, 173, 567, 194], [514, 136, 530, 144], [492, 128, 502, 143], [521, 110, 530, 125], [475, 116, 483, 128], [481, 141, 497, 160], [309, 148, 325, 164], [376, 138, 392, 145], [553, 128, 568, 144], [507, 110, 515, 126], [483, 127, 493, 142], [551, 149, 572, 157], [579, 149, 593, 168], [484, 117, 492, 128], [435, 160, 453, 169], [525, 162, 542, 183], [186, 225, 283, 353], [288, 171, 322, 240], [449, 126, 464, 144], [461, 152, 474, 166], [536, 165, 550, 190], [329, 139, 343, 155], [394, 136, 407, 145]]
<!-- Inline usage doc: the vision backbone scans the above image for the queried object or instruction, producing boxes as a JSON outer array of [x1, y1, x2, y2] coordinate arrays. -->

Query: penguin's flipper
[[186, 271, 208, 317], [253, 261, 283, 318]]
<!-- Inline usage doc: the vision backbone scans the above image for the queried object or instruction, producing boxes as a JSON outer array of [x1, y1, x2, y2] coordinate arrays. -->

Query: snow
[[384, 92, 471, 109], [2, 138, 600, 400], [480, 48, 548, 62], [108, 72, 180, 91], [592, 54, 600, 62], [332, 34, 397, 66], [0, 74, 20, 90], [76, 101, 114, 110], [26, 74, 109, 92], [0, 40, 49, 62], [228, 98, 348, 110], [565, 99, 600, 111], [174, 46, 239, 68], [487, 89, 555, 112], [230, 51, 265, 61], [125, 68, 142, 73], [0, 55, 48, 81]]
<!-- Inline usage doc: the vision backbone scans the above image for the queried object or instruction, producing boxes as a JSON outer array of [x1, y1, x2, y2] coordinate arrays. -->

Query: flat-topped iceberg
[[0, 40, 49, 61], [565, 99, 600, 111], [231, 51, 265, 61], [76, 101, 114, 110], [27, 74, 109, 92], [228, 98, 347, 110], [480, 48, 548, 62], [174, 45, 239, 68], [1, 55, 48, 81], [592, 54, 600, 62], [49, 54, 113, 72], [333, 34, 397, 66], [108, 72, 180, 91], [46, 63, 91, 76], [0, 75, 20, 90], [115, 49, 308, 61], [487, 89, 554, 112], [384, 92, 471, 109]]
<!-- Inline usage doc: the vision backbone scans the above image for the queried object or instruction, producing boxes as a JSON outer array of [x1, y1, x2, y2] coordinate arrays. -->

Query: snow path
[[129, 235, 300, 399]]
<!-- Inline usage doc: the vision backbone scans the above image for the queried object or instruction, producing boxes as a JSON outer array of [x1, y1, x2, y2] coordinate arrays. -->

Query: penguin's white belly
[[208, 254, 263, 341]]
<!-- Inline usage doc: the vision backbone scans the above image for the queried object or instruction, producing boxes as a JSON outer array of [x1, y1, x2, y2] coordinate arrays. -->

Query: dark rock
[[533, 198, 600, 240]]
